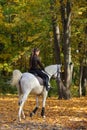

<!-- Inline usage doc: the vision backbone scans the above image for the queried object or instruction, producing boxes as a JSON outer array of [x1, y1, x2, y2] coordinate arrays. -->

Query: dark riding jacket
[[30, 54, 44, 70], [29, 54, 49, 91]]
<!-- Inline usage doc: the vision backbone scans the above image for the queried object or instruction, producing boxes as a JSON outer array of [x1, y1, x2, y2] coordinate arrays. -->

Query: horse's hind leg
[[21, 109, 25, 119], [18, 92, 29, 121], [30, 96, 39, 117], [18, 99, 25, 119]]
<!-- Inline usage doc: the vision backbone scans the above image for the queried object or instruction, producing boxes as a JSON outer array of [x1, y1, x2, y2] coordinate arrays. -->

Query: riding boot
[[46, 82, 51, 91], [48, 82, 51, 90]]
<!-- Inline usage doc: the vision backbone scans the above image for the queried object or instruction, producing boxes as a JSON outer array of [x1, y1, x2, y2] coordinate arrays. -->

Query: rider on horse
[[29, 48, 50, 91]]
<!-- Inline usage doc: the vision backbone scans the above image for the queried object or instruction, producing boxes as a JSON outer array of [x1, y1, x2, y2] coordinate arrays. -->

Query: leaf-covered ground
[[0, 95, 87, 130]]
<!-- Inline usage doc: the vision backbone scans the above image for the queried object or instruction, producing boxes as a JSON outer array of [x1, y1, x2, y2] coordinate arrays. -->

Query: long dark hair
[[33, 48, 40, 55]]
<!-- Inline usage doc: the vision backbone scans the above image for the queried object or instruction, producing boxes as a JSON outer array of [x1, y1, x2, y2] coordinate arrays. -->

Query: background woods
[[0, 0, 87, 97]]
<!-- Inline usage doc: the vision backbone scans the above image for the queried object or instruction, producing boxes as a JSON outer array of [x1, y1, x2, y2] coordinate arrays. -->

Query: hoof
[[30, 112, 34, 117], [18, 101, 22, 106], [18, 117, 21, 122], [23, 115, 25, 119], [42, 115, 46, 118]]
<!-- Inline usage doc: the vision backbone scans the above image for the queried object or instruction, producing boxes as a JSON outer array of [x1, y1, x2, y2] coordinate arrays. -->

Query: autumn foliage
[[0, 95, 87, 129]]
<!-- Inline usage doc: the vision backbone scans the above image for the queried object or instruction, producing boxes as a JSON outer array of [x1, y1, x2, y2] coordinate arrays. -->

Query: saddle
[[31, 73, 44, 86]]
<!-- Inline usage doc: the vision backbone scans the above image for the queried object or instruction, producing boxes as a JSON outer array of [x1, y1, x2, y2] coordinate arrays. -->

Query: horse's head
[[45, 64, 61, 79], [52, 65, 61, 79]]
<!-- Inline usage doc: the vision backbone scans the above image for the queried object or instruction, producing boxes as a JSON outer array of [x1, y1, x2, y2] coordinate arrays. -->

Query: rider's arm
[[37, 57, 44, 70]]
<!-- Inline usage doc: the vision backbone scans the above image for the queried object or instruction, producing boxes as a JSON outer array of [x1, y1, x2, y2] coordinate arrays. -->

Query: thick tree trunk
[[50, 0, 61, 64], [50, 0, 73, 99], [60, 0, 73, 99], [50, 0, 64, 99], [57, 78, 71, 99], [52, 24, 61, 64]]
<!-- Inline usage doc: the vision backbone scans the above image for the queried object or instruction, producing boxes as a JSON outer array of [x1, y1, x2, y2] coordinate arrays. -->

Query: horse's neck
[[45, 65, 57, 77]]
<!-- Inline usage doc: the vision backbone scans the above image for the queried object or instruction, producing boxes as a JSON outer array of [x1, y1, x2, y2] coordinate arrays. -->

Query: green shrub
[[48, 80, 58, 97], [70, 85, 79, 97], [0, 75, 17, 94]]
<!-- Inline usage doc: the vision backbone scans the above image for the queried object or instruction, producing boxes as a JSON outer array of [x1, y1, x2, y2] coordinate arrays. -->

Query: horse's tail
[[11, 69, 22, 87]]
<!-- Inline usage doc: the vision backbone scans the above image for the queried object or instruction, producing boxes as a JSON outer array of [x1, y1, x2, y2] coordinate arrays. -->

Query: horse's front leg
[[30, 96, 39, 117], [41, 89, 48, 118]]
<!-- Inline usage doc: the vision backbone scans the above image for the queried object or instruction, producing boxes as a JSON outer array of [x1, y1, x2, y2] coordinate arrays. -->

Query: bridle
[[52, 65, 61, 79], [57, 65, 61, 79]]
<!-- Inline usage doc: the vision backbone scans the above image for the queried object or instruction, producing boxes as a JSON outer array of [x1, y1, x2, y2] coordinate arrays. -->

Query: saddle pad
[[29, 72, 44, 86], [35, 76, 44, 86]]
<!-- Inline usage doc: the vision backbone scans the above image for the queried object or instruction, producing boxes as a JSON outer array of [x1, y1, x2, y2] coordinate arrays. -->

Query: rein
[[44, 71, 52, 77]]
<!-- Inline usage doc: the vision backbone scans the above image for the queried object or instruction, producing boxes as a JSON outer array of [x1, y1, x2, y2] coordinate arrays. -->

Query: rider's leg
[[35, 69, 51, 91], [45, 75, 51, 91]]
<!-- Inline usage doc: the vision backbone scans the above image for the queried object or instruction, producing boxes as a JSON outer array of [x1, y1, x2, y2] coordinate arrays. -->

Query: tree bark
[[79, 66, 83, 97], [60, 0, 73, 99], [82, 66, 87, 96], [50, 0, 61, 64], [78, 29, 87, 96], [50, 0, 64, 99], [50, 0, 73, 99]]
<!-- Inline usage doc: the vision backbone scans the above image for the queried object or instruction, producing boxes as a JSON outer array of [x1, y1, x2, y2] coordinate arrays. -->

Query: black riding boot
[[46, 82, 51, 91]]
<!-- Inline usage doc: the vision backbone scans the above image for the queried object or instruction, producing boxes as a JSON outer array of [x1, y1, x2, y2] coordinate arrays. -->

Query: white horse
[[11, 64, 61, 121]]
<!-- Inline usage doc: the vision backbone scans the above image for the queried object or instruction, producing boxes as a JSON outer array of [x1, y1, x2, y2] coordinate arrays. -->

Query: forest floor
[[0, 95, 87, 130]]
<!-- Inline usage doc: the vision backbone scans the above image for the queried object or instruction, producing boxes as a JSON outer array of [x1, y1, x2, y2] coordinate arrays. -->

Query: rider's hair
[[29, 48, 40, 68], [33, 48, 40, 55]]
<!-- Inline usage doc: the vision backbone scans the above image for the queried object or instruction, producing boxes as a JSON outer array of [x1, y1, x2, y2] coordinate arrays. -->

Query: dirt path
[[0, 95, 87, 130], [0, 121, 64, 130]]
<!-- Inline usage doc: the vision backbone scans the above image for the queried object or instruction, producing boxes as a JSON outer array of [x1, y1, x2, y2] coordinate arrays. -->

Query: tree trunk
[[52, 24, 61, 64], [60, 0, 73, 99], [82, 66, 87, 96], [79, 66, 83, 97], [50, 0, 64, 99], [57, 78, 71, 99], [50, 0, 61, 64], [50, 0, 73, 99]]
